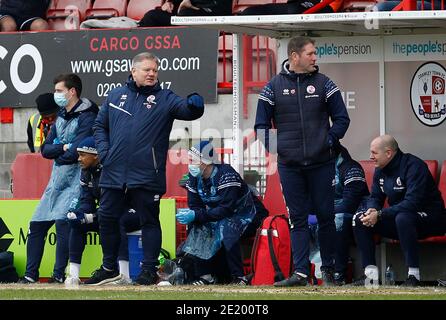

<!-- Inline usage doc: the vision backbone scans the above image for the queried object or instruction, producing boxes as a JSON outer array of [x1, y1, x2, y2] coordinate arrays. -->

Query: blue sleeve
[[93, 99, 110, 164], [73, 170, 98, 215], [167, 91, 204, 121], [335, 166, 369, 214], [381, 161, 430, 218], [325, 78, 350, 146], [41, 123, 65, 159], [254, 82, 275, 152], [367, 170, 387, 211], [54, 111, 96, 165]]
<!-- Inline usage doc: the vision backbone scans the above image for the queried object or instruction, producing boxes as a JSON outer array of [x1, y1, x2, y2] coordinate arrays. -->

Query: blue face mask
[[188, 164, 202, 177], [54, 92, 69, 108]]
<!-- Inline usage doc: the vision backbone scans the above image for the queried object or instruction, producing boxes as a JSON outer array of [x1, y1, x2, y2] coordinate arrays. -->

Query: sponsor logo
[[0, 218, 13, 251], [282, 89, 290, 95], [410, 62, 446, 127]]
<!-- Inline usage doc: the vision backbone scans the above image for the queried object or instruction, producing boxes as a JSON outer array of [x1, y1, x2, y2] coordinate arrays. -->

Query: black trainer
[[134, 269, 159, 285], [274, 272, 308, 287], [47, 275, 65, 284], [18, 276, 36, 284], [321, 267, 335, 286], [400, 275, 421, 287], [84, 266, 120, 285], [333, 272, 346, 286], [350, 275, 380, 287], [230, 276, 249, 286]]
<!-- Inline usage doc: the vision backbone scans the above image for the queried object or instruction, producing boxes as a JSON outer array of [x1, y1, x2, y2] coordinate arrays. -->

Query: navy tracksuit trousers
[[98, 188, 162, 274], [278, 161, 335, 276], [25, 219, 70, 281], [69, 212, 140, 264], [353, 211, 445, 268]]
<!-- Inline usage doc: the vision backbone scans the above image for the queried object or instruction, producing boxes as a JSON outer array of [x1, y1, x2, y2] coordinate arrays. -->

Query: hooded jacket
[[94, 76, 204, 193], [254, 61, 350, 167], [33, 98, 98, 221]]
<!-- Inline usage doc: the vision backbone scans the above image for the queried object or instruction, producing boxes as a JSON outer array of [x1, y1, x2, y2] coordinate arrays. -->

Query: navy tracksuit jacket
[[354, 149, 446, 268], [254, 61, 350, 275], [93, 76, 204, 273]]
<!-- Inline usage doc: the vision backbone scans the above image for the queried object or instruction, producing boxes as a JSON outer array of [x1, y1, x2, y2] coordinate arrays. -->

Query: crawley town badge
[[410, 62, 446, 127]]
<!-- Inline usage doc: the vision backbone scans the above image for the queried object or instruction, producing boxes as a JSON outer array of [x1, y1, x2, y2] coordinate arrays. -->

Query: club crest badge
[[410, 62, 446, 127], [306, 85, 316, 94]]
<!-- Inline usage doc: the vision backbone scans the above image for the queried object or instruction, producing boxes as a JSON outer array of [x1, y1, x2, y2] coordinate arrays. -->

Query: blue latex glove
[[53, 137, 61, 145], [176, 208, 195, 224], [66, 143, 72, 150], [187, 93, 204, 108]]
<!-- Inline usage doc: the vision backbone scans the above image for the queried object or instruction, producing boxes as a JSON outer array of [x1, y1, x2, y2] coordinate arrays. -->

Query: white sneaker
[[64, 276, 81, 289], [107, 274, 132, 285]]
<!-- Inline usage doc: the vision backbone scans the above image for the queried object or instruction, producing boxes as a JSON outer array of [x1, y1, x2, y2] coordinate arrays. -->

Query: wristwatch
[[377, 210, 383, 221]]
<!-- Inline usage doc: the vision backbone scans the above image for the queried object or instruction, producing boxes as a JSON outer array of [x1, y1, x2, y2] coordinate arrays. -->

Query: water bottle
[[172, 266, 185, 285], [385, 265, 395, 285]]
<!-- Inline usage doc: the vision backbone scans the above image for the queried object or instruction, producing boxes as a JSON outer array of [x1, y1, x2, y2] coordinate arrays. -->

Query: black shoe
[[438, 279, 446, 287], [321, 267, 335, 287], [350, 275, 380, 287], [18, 276, 36, 284], [400, 275, 421, 287], [134, 269, 159, 285], [47, 275, 65, 284], [84, 266, 120, 286], [333, 272, 346, 286], [274, 272, 308, 287], [230, 276, 249, 286]]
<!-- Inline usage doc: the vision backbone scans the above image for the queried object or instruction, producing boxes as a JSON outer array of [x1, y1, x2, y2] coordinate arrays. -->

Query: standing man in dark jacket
[[87, 52, 205, 285], [255, 36, 350, 287], [353, 135, 446, 287], [0, 0, 49, 31]]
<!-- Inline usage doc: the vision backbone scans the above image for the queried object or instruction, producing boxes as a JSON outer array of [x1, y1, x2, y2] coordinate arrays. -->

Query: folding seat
[[127, 0, 161, 21], [47, 0, 92, 30], [85, 0, 128, 20]]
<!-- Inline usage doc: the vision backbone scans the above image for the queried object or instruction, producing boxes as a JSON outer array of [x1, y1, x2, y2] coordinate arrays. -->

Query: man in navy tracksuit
[[354, 135, 445, 286], [254, 36, 350, 287], [87, 52, 204, 285]]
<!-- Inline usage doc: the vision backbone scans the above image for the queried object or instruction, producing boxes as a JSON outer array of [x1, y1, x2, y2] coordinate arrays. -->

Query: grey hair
[[131, 52, 160, 69]]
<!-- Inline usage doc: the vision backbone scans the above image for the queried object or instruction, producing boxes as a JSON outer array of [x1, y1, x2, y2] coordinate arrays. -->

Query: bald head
[[370, 135, 399, 168]]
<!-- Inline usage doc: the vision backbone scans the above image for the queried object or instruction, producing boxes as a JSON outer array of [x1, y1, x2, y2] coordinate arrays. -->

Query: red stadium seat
[[359, 160, 375, 192], [47, 0, 92, 30], [438, 160, 446, 207], [232, 0, 287, 15], [425, 159, 438, 182], [341, 0, 378, 11], [11, 153, 52, 199], [164, 149, 188, 198], [85, 0, 128, 19], [127, 0, 161, 21]]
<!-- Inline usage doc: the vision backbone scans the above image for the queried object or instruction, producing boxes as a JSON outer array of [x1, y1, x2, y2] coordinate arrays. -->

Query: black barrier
[[0, 27, 218, 107]]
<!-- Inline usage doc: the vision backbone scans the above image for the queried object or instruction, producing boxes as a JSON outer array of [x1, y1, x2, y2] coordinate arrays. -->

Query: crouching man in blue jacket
[[87, 52, 205, 285], [353, 135, 446, 287]]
